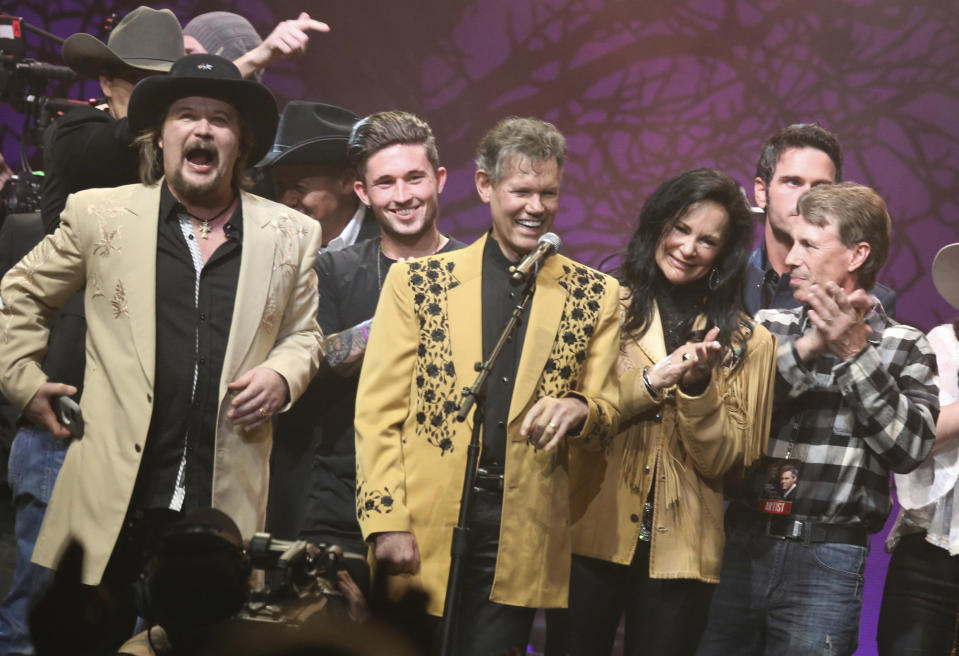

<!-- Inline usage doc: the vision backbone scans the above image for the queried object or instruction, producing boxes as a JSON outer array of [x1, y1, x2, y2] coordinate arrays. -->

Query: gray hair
[[475, 117, 567, 185]]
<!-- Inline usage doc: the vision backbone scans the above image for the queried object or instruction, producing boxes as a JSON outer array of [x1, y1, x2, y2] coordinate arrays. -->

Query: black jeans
[[444, 488, 536, 656], [563, 541, 713, 656], [878, 532, 959, 656]]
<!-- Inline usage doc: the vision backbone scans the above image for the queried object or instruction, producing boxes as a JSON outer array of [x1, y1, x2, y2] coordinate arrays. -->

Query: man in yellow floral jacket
[[354, 116, 620, 656]]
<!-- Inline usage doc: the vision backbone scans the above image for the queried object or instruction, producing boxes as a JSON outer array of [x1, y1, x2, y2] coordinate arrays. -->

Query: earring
[[708, 267, 721, 291]]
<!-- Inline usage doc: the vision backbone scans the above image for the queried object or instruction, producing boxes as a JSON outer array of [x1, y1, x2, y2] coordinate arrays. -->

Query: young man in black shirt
[[274, 112, 465, 595]]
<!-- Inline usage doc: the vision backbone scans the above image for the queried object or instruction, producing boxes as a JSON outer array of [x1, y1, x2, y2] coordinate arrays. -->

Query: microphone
[[16, 61, 77, 81], [510, 232, 561, 283]]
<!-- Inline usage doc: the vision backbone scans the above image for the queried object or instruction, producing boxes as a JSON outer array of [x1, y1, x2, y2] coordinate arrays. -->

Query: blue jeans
[[0, 426, 68, 656], [697, 511, 867, 656]]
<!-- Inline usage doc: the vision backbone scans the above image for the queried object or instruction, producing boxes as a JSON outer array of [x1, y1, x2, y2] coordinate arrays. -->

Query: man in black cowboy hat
[[260, 101, 379, 252], [0, 7, 185, 654], [260, 104, 380, 542], [0, 53, 322, 652]]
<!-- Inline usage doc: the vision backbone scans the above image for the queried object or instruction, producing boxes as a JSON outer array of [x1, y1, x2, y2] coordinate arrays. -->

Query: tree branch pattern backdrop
[[3, 1, 958, 653]]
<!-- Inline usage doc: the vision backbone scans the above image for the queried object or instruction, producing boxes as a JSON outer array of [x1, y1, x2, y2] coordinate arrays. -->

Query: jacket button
[[644, 465, 651, 473], [146, 394, 152, 403], [629, 513, 640, 523], [134, 444, 141, 453], [654, 411, 662, 422]]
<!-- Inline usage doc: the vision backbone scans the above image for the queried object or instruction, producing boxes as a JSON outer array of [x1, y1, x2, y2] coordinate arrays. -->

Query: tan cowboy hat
[[933, 242, 959, 310], [127, 54, 278, 163], [61, 6, 185, 79]]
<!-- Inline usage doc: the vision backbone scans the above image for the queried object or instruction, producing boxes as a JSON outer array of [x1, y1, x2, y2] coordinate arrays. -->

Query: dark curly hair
[[618, 168, 753, 349]]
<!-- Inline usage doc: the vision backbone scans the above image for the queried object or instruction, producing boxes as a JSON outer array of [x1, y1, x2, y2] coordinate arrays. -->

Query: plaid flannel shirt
[[746, 303, 939, 533]]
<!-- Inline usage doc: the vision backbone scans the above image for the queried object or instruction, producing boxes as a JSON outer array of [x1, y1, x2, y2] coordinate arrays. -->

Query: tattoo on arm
[[323, 321, 370, 376]]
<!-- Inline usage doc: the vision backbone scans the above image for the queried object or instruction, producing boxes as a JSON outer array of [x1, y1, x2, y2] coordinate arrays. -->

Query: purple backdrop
[[4, 1, 959, 653]]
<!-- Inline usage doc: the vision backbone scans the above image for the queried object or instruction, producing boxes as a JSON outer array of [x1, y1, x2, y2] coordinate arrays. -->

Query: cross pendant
[[198, 221, 211, 239]]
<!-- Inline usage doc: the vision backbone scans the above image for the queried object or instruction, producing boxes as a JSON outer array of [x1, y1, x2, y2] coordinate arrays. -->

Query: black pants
[[561, 541, 713, 656], [878, 532, 959, 656], [444, 488, 536, 656]]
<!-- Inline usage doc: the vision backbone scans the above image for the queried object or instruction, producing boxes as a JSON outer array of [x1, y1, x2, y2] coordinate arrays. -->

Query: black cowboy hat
[[256, 101, 359, 168], [128, 54, 278, 163], [62, 6, 184, 79]]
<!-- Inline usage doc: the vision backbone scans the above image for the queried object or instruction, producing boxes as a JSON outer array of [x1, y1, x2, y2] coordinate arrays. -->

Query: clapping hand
[[648, 326, 723, 390]]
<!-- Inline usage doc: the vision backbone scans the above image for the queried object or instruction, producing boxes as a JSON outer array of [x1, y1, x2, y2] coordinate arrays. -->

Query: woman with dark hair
[[565, 168, 777, 655]]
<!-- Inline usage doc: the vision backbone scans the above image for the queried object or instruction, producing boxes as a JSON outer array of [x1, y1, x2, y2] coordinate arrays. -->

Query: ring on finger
[[258, 407, 268, 418], [682, 353, 691, 362], [547, 421, 558, 430]]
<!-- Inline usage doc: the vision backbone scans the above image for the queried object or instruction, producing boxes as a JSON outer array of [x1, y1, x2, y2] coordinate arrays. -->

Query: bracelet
[[642, 366, 663, 402]]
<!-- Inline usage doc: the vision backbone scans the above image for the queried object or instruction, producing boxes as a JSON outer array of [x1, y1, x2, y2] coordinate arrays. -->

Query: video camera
[[239, 533, 362, 624], [0, 15, 93, 219], [0, 14, 77, 114], [140, 509, 365, 639]]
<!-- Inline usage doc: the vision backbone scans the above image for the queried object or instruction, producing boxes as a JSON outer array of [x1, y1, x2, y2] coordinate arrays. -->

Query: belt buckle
[[764, 517, 804, 540]]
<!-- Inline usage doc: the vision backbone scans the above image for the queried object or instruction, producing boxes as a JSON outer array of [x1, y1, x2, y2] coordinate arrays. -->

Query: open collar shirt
[[745, 303, 939, 532]]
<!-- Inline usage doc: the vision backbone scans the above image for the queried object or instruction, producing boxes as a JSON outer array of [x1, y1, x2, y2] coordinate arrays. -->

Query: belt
[[729, 504, 867, 547], [472, 466, 504, 493]]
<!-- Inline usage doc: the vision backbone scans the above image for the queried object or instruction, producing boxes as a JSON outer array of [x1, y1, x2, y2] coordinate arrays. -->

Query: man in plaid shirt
[[698, 182, 938, 656]]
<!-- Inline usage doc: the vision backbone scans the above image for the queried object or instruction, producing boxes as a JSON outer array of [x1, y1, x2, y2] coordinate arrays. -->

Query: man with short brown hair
[[745, 124, 897, 317], [274, 111, 464, 578], [699, 182, 937, 656]]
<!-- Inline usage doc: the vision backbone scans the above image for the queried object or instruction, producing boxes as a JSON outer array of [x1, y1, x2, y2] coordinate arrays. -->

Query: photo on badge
[[759, 459, 800, 515]]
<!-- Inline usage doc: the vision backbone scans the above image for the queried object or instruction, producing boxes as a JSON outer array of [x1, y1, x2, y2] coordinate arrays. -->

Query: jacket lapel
[[121, 184, 160, 387], [446, 236, 484, 428], [508, 255, 566, 426], [636, 299, 667, 365], [221, 194, 276, 386]]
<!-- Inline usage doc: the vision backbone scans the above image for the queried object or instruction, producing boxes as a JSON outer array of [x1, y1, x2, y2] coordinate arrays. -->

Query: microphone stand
[[439, 275, 537, 656]]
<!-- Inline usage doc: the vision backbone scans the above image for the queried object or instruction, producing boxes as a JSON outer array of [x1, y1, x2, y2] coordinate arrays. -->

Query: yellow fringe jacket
[[570, 300, 776, 582]]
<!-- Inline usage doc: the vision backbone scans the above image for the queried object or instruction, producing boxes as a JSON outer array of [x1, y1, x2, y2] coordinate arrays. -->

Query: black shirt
[[479, 235, 531, 469], [286, 235, 466, 548], [133, 184, 243, 511], [40, 106, 138, 234]]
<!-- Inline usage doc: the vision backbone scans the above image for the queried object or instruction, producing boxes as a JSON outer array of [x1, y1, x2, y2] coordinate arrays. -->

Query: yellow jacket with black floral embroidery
[[569, 299, 776, 582], [354, 233, 621, 615]]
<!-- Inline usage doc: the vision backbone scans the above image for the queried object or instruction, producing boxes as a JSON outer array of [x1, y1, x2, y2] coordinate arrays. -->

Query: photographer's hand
[[337, 570, 369, 623], [373, 531, 420, 575]]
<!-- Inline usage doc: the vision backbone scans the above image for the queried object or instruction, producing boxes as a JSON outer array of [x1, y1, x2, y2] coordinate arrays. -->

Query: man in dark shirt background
[[271, 111, 465, 589], [743, 123, 897, 317], [260, 101, 380, 257]]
